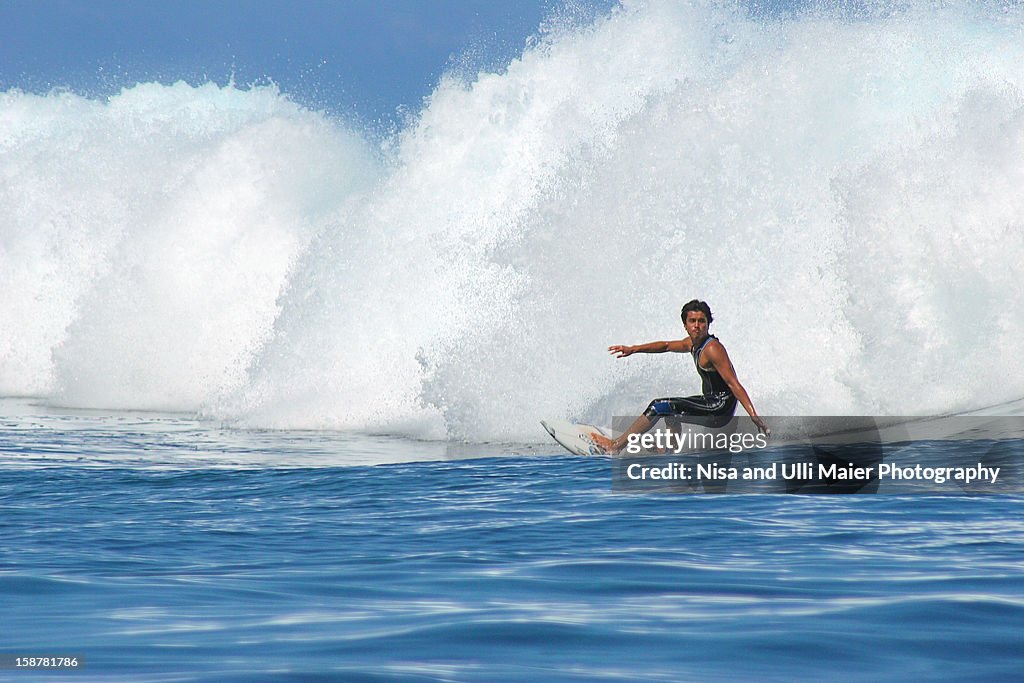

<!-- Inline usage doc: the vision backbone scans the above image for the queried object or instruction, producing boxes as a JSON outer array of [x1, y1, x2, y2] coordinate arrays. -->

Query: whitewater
[[3, 0, 1024, 443]]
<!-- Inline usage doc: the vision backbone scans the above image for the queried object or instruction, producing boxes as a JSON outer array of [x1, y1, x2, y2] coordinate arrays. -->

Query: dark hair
[[680, 299, 713, 324]]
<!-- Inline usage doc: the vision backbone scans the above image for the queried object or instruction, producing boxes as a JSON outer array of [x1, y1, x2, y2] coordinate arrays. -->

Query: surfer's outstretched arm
[[608, 338, 692, 357]]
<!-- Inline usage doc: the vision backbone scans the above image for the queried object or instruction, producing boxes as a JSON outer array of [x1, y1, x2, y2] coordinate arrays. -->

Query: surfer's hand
[[752, 416, 770, 437], [608, 345, 634, 358]]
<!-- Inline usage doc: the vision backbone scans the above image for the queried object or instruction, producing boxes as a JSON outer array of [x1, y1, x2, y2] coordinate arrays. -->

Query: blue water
[[2, 406, 1023, 681]]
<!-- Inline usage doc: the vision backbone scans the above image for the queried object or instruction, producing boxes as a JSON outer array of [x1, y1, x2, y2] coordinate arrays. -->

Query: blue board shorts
[[643, 392, 737, 429]]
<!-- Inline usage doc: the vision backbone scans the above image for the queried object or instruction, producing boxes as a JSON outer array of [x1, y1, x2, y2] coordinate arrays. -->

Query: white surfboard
[[540, 419, 614, 456]]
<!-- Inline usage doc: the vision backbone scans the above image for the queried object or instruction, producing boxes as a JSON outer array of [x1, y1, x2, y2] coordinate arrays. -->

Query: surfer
[[589, 299, 769, 454]]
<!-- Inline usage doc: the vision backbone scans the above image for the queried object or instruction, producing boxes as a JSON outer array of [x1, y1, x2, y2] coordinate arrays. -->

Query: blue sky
[[0, 0, 618, 125]]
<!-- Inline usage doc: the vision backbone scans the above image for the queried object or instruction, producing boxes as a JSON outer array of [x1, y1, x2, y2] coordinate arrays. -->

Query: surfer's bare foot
[[589, 432, 619, 455]]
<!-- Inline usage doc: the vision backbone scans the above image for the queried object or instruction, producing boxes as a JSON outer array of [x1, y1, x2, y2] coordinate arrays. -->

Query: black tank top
[[691, 334, 733, 396]]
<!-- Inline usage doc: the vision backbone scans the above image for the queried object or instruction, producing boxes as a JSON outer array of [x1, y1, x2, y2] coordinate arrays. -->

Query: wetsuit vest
[[691, 334, 733, 396]]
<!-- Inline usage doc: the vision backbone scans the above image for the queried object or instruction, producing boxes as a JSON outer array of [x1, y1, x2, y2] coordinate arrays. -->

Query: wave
[[3, 1, 1024, 440]]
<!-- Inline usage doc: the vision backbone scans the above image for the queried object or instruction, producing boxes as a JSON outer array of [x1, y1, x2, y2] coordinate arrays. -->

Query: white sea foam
[[1, 82, 378, 409], [2, 1, 1023, 440]]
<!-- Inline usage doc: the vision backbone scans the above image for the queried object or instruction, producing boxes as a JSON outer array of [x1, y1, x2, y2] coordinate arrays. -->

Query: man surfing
[[589, 299, 769, 455]]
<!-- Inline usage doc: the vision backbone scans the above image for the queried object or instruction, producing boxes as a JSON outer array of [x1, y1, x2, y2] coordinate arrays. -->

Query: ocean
[[3, 400, 1023, 680], [3, 1, 1024, 679]]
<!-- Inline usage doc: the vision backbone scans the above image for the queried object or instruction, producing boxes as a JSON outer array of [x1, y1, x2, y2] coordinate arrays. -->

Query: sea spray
[[3, 2, 1024, 440], [0, 82, 378, 407], [235, 0, 1024, 438]]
